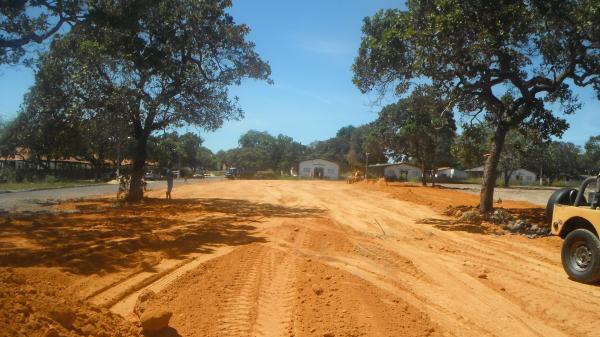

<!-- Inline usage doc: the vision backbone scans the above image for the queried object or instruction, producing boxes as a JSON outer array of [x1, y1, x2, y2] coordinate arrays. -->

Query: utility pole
[[365, 152, 370, 181]]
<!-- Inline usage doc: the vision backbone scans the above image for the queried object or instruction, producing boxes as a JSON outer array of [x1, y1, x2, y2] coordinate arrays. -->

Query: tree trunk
[[480, 126, 508, 213], [420, 162, 427, 186], [128, 134, 148, 202]]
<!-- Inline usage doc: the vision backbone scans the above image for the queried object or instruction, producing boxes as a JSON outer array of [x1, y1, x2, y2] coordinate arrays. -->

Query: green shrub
[[0, 168, 16, 183], [45, 175, 60, 183], [254, 171, 276, 179]]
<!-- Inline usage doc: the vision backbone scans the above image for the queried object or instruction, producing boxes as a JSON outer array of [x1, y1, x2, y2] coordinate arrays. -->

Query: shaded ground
[[1, 180, 598, 337]]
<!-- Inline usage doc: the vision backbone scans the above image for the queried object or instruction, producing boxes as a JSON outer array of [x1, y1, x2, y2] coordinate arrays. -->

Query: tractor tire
[[546, 188, 580, 223], [561, 229, 600, 283]]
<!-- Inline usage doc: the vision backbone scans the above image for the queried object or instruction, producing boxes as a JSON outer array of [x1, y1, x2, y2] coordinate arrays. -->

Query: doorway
[[313, 167, 324, 179]]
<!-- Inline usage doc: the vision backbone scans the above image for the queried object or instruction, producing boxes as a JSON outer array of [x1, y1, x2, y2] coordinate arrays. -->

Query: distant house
[[369, 163, 422, 181], [511, 168, 537, 185], [299, 159, 339, 180], [465, 166, 485, 178], [436, 167, 468, 180], [464, 166, 537, 185]]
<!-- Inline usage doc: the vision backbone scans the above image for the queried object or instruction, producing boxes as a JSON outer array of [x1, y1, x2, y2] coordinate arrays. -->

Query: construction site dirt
[[1, 180, 598, 337]]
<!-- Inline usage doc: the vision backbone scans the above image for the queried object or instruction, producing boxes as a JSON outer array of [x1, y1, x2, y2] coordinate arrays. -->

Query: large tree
[[451, 124, 490, 170], [370, 86, 456, 185], [2, 91, 81, 171], [544, 141, 583, 183], [582, 135, 600, 175], [27, 0, 271, 200], [272, 134, 307, 175], [498, 129, 545, 187], [353, 0, 600, 212], [310, 124, 386, 173], [221, 130, 307, 174]]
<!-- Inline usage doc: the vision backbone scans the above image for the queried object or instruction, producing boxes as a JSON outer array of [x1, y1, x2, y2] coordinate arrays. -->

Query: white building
[[511, 168, 537, 185], [367, 163, 422, 181], [437, 167, 468, 180], [299, 159, 339, 179]]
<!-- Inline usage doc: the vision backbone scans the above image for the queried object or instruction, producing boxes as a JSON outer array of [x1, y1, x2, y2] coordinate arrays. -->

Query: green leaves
[[0, 0, 85, 65], [354, 0, 599, 129], [370, 86, 456, 173]]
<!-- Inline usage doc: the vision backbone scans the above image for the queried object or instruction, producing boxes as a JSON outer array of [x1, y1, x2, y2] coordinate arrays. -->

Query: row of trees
[[453, 126, 600, 186], [1, 0, 271, 201], [0, 112, 219, 179], [215, 126, 386, 175], [361, 86, 600, 188]]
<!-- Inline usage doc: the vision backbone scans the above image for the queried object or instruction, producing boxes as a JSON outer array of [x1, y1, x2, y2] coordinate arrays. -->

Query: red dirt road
[[2, 180, 599, 337], [145, 180, 599, 337]]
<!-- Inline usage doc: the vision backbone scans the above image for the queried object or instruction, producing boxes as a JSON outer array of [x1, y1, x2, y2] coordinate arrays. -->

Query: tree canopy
[[218, 130, 307, 174], [25, 0, 271, 200], [369, 86, 456, 185], [1, 0, 85, 65], [353, 0, 600, 211], [583, 135, 600, 174]]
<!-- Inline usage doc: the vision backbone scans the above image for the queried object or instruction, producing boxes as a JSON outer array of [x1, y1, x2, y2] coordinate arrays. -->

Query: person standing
[[166, 169, 174, 199]]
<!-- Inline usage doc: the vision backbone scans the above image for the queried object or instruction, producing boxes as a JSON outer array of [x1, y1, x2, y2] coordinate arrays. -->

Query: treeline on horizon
[[3, 115, 599, 185]]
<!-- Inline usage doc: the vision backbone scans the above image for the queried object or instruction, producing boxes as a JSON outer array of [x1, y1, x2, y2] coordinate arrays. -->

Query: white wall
[[438, 168, 468, 180], [510, 169, 537, 185], [384, 164, 422, 181], [299, 159, 339, 179]]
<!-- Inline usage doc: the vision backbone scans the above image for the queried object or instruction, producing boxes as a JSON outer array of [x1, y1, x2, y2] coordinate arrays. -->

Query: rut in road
[[217, 245, 297, 337], [252, 250, 297, 337]]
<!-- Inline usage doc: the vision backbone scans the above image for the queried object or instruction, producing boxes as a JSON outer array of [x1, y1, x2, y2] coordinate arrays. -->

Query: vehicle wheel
[[561, 229, 600, 283], [546, 188, 579, 223]]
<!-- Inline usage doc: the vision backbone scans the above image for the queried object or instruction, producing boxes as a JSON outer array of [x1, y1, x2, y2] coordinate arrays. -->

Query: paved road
[[439, 183, 558, 206], [0, 177, 222, 213]]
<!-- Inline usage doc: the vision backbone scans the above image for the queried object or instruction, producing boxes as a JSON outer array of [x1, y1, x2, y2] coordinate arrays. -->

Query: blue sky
[[0, 0, 598, 152]]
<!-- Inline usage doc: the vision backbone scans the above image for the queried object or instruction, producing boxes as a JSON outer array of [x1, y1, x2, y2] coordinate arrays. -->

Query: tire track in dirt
[[352, 241, 425, 279], [217, 248, 263, 336], [109, 246, 236, 318], [216, 245, 298, 337], [252, 251, 297, 337]]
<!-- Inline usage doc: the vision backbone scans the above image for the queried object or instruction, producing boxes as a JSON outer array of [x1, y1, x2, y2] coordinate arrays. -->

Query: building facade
[[299, 159, 339, 180], [437, 167, 468, 180]]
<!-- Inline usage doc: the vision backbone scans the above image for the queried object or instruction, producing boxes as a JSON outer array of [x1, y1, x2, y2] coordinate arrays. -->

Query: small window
[[327, 168, 334, 174], [303, 167, 310, 172]]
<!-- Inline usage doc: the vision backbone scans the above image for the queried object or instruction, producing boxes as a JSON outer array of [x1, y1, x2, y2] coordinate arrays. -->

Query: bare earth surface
[[1, 180, 599, 337], [439, 183, 557, 206]]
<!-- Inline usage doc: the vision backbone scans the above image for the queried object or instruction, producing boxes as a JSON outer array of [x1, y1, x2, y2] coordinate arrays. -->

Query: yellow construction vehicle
[[547, 175, 600, 283]]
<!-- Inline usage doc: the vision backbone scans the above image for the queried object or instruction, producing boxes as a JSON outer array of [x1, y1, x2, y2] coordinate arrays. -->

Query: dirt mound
[[356, 182, 538, 210], [445, 204, 548, 234], [293, 258, 440, 337], [0, 268, 140, 337], [355, 182, 547, 235], [148, 243, 441, 337]]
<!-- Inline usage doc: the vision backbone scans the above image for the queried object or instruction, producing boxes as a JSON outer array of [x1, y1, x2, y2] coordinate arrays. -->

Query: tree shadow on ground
[[144, 327, 182, 337], [0, 197, 324, 275]]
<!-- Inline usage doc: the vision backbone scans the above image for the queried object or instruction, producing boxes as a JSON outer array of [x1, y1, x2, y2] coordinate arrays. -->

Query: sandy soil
[[438, 183, 556, 206], [1, 180, 599, 337]]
